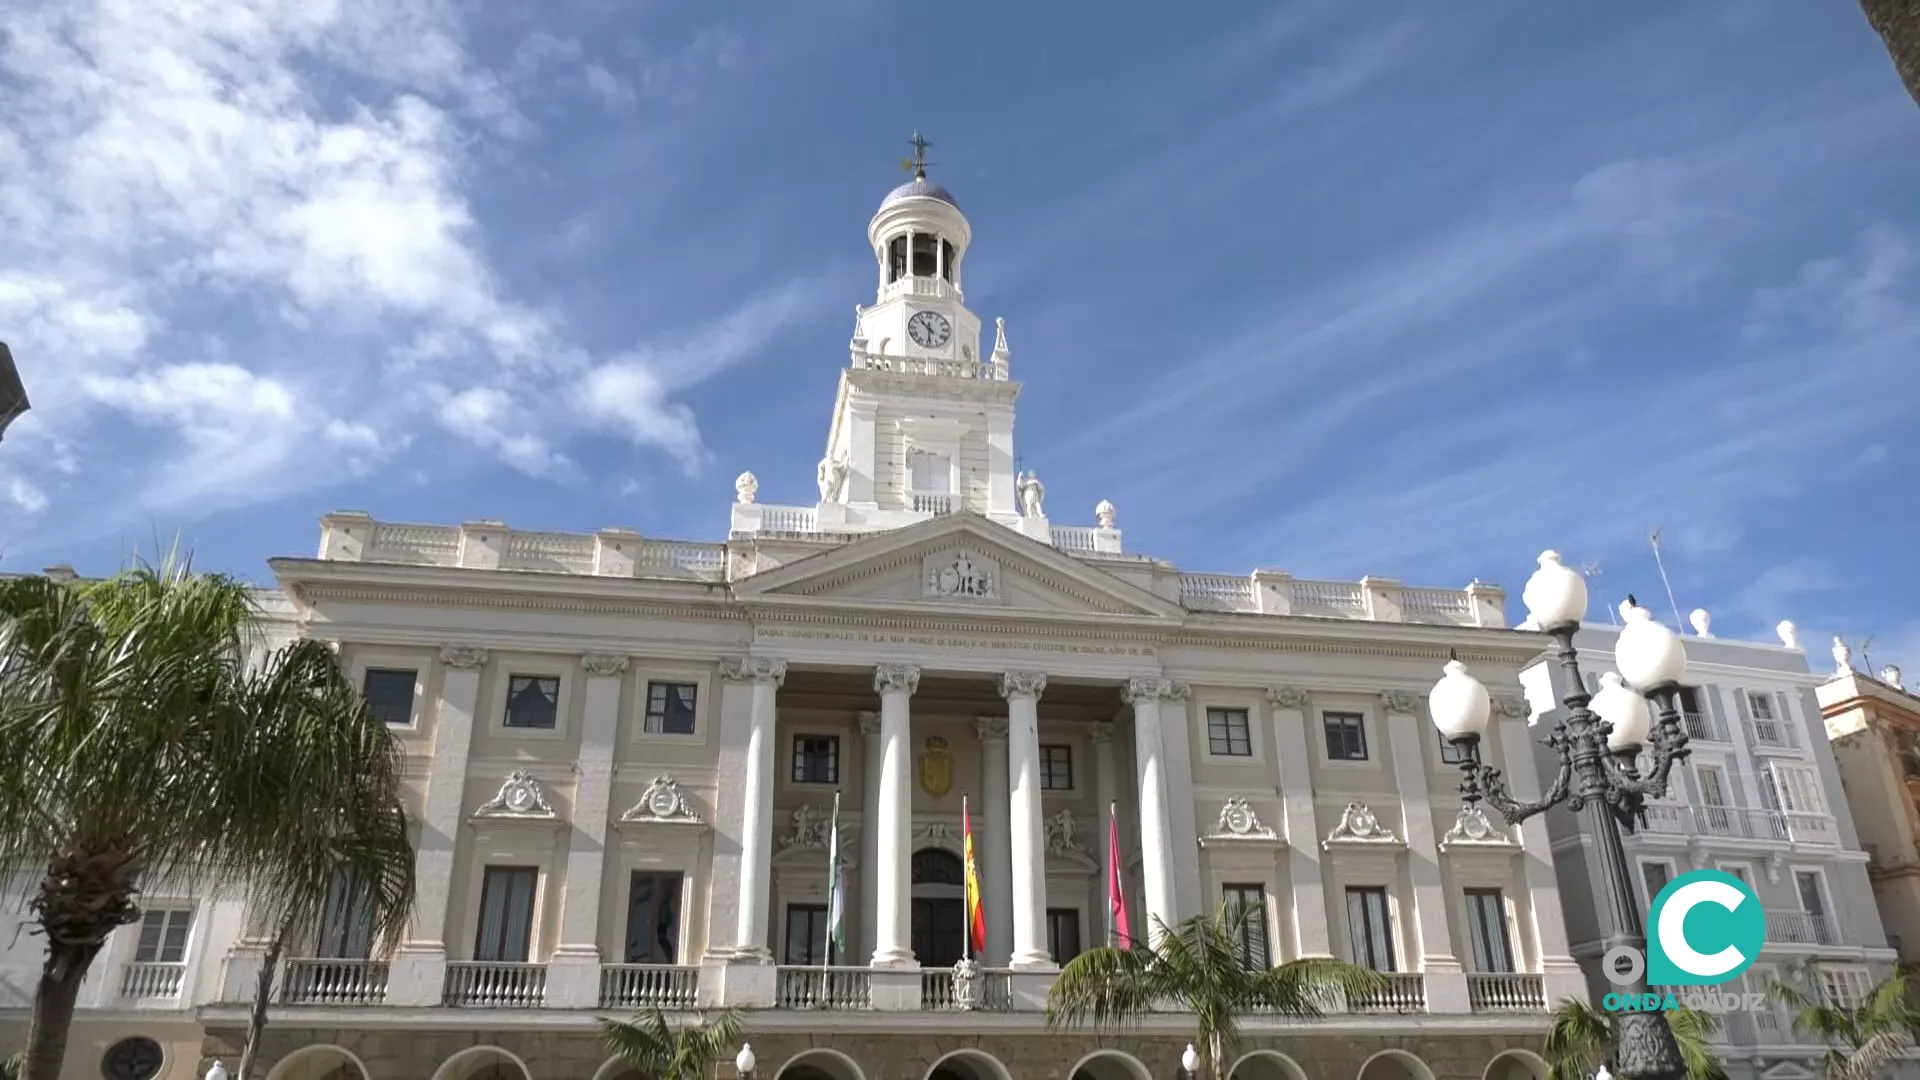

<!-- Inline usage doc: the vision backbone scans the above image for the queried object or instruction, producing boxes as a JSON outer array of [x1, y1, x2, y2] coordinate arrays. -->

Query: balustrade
[[120, 962, 186, 1000], [918, 967, 1013, 1011], [1466, 973, 1545, 1012], [775, 966, 872, 1010], [1765, 910, 1844, 946], [1348, 973, 1426, 1014], [911, 492, 959, 515], [281, 959, 388, 1005], [599, 964, 699, 1010], [444, 962, 547, 1008], [1681, 710, 1728, 742]]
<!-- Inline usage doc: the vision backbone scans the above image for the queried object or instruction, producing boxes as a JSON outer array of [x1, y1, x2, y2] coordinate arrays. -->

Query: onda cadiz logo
[[1606, 869, 1766, 990]]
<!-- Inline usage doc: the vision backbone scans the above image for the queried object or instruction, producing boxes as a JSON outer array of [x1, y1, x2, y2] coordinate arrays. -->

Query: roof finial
[[901, 130, 933, 180]]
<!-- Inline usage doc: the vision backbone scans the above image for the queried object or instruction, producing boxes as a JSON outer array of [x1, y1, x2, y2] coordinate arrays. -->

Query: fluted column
[[726, 656, 786, 961], [387, 644, 487, 1005], [547, 652, 628, 1006], [976, 716, 1014, 966], [872, 664, 921, 968], [859, 711, 882, 963], [1002, 670, 1053, 970], [1124, 676, 1185, 942], [1090, 722, 1120, 946]]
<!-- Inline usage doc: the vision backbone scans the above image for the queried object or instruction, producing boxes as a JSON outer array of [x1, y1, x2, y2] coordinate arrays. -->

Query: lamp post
[[1427, 551, 1692, 1080], [1180, 1044, 1200, 1080], [204, 1062, 229, 1080], [736, 1043, 757, 1080]]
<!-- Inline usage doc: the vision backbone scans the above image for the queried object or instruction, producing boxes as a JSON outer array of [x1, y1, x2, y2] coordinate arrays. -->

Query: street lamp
[[1427, 550, 1691, 1080], [736, 1043, 756, 1080], [204, 1062, 229, 1080], [1180, 1044, 1200, 1080]]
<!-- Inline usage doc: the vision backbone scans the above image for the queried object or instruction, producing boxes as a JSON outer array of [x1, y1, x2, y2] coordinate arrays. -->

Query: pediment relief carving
[[1437, 804, 1517, 853], [773, 802, 860, 869], [1200, 796, 1284, 848], [616, 776, 706, 829], [1322, 802, 1404, 851], [471, 770, 560, 825]]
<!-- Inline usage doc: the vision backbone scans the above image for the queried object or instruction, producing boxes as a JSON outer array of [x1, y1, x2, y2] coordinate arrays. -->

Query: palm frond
[[600, 1009, 742, 1080], [1829, 1029, 1911, 1080], [1542, 999, 1723, 1080], [1665, 1008, 1728, 1080]]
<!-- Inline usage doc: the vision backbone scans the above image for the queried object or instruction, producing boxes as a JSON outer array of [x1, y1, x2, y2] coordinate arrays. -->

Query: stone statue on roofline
[[1016, 470, 1044, 518]]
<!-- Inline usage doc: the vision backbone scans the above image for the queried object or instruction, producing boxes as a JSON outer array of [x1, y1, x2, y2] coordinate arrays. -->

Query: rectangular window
[[1207, 708, 1253, 757], [1795, 870, 1834, 945], [475, 866, 538, 962], [1720, 864, 1751, 887], [792, 736, 840, 784], [1769, 762, 1826, 814], [1222, 884, 1271, 970], [1465, 889, 1515, 973], [317, 866, 375, 959], [1747, 692, 1776, 721], [1324, 712, 1368, 761], [1438, 728, 1469, 765], [1821, 967, 1874, 1008], [1696, 764, 1733, 833], [624, 872, 684, 964], [644, 681, 698, 736], [1346, 887, 1396, 972], [1641, 861, 1674, 908], [1040, 744, 1074, 790], [361, 668, 417, 725], [909, 450, 951, 494], [784, 905, 829, 965], [504, 674, 560, 730], [1047, 908, 1083, 963], [135, 908, 193, 964]]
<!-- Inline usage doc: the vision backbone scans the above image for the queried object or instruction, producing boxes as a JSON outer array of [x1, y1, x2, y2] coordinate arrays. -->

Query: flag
[[825, 791, 845, 965], [1108, 803, 1132, 947], [962, 795, 987, 958]]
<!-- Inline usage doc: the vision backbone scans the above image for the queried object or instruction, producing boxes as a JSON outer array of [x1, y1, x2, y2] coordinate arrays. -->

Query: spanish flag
[[962, 795, 987, 958]]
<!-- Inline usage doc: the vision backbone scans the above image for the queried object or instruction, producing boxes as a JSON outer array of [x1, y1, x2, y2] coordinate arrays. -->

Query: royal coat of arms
[[918, 735, 955, 797]]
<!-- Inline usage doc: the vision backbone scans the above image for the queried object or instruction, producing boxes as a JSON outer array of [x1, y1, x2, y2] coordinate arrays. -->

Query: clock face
[[906, 310, 952, 348]]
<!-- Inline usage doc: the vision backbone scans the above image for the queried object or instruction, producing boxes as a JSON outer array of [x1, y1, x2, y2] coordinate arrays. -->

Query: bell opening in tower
[[886, 234, 956, 283]]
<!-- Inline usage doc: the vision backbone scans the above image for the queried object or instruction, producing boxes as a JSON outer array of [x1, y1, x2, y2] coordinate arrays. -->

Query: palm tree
[[1045, 903, 1385, 1080], [231, 638, 416, 1080], [1542, 997, 1725, 1080], [1767, 964, 1920, 1080], [1859, 0, 1920, 111], [0, 560, 410, 1080], [600, 1008, 744, 1080]]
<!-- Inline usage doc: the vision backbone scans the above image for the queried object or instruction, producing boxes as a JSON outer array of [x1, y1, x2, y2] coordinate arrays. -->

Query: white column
[[1001, 671, 1053, 969], [859, 711, 882, 963], [387, 644, 486, 1005], [1267, 687, 1332, 957], [546, 653, 628, 1006], [871, 664, 920, 968], [976, 716, 1015, 966], [727, 656, 786, 962], [1091, 722, 1119, 947], [1123, 677, 1183, 942], [1496, 695, 1585, 1000], [1384, 693, 1467, 1012]]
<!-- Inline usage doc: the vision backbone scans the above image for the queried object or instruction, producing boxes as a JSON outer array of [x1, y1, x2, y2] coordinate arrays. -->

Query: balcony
[[120, 961, 186, 1001], [1681, 710, 1729, 742], [600, 964, 698, 1010], [1348, 973, 1426, 1014], [444, 962, 547, 1007], [1691, 807, 1837, 846], [910, 492, 959, 515], [1765, 911, 1846, 947], [281, 959, 388, 1005], [775, 966, 872, 1010], [1749, 717, 1795, 749], [1467, 973, 1546, 1012], [919, 967, 1014, 1011]]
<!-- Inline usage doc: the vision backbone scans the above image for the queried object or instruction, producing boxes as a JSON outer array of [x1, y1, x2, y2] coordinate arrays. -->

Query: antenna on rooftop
[[1582, 561, 1615, 626], [1861, 637, 1877, 676], [1647, 527, 1685, 630]]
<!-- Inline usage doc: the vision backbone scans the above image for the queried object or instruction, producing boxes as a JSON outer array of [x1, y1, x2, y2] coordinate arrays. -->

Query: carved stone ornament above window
[[1322, 801, 1404, 850], [1266, 686, 1309, 710], [439, 644, 488, 669], [1381, 690, 1418, 714], [924, 549, 997, 600], [1045, 808, 1086, 856], [473, 770, 557, 821], [1200, 796, 1283, 848], [1438, 804, 1517, 852], [617, 775, 704, 827], [719, 656, 787, 685], [581, 652, 630, 678], [778, 803, 858, 867]]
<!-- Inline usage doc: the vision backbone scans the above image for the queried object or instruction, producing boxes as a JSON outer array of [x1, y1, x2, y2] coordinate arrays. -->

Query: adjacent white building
[[3, 156, 1573, 1080], [1521, 615, 1897, 1080]]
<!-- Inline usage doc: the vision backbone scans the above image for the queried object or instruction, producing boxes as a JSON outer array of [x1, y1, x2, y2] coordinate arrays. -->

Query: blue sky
[[1, 0, 1917, 670]]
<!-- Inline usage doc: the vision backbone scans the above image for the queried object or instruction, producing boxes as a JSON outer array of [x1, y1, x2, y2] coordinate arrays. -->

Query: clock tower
[[816, 133, 1028, 532]]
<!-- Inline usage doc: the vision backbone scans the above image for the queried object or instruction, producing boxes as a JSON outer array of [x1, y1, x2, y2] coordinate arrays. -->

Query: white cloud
[[0, 0, 798, 555], [6, 478, 49, 515]]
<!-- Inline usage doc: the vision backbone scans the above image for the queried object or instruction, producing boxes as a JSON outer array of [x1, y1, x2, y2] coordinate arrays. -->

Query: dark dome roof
[[881, 176, 960, 211]]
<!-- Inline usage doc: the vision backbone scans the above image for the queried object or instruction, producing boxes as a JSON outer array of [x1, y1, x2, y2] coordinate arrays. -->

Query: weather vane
[[901, 130, 933, 179]]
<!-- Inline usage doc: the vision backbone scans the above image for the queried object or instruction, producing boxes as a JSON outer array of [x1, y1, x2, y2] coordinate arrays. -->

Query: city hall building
[[2, 161, 1575, 1080]]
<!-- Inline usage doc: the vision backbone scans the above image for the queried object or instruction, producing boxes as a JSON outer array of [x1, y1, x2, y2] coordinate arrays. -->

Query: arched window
[[912, 848, 963, 886]]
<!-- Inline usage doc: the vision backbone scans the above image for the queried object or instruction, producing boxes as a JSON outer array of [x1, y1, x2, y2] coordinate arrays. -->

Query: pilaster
[[1383, 693, 1467, 1014], [546, 652, 627, 1008], [1267, 687, 1331, 957], [1496, 696, 1585, 1001]]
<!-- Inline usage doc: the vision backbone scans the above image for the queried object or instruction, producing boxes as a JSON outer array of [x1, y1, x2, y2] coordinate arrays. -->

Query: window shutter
[[1701, 684, 1732, 743], [1776, 691, 1798, 748], [1729, 687, 1754, 748]]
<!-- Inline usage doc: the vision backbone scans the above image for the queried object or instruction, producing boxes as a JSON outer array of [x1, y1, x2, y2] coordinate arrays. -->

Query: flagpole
[[961, 793, 972, 964], [825, 790, 841, 970], [1107, 800, 1118, 948]]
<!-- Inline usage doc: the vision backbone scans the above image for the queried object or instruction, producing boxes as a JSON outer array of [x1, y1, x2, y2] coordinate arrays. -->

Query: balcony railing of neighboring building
[[774, 966, 872, 1010], [1765, 911, 1846, 947], [120, 961, 186, 1001], [1466, 973, 1547, 1013], [1348, 973, 1427, 1014], [599, 964, 699, 1010], [1749, 715, 1796, 750], [444, 961, 547, 1008], [1640, 804, 1836, 846], [1681, 709, 1729, 743], [281, 958, 389, 1006]]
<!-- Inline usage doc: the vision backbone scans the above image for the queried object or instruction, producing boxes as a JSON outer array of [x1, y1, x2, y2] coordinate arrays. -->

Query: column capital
[[1088, 721, 1115, 746], [1381, 690, 1419, 715], [1122, 676, 1188, 705], [720, 656, 787, 686], [581, 652, 630, 677], [439, 644, 489, 669], [1266, 685, 1309, 710], [975, 716, 1009, 741], [859, 710, 882, 736], [874, 664, 921, 696], [999, 671, 1047, 701]]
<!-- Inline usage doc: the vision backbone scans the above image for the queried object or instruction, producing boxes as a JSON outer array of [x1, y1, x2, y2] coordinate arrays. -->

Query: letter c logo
[[1647, 869, 1766, 986]]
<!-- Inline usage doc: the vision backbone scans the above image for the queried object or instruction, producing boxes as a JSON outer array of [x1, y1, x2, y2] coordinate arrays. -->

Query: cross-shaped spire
[[902, 130, 933, 179]]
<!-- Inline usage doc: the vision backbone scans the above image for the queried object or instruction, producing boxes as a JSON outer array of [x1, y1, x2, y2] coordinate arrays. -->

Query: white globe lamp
[[1592, 671, 1652, 751], [1521, 550, 1588, 629], [1428, 659, 1492, 741], [1616, 599, 1687, 691]]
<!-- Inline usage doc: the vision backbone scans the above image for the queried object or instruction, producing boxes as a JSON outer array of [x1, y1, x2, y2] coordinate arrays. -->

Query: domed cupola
[[867, 131, 973, 308]]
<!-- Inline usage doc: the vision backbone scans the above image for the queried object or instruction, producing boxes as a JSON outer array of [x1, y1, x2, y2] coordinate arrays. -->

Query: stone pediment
[[732, 514, 1180, 620]]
